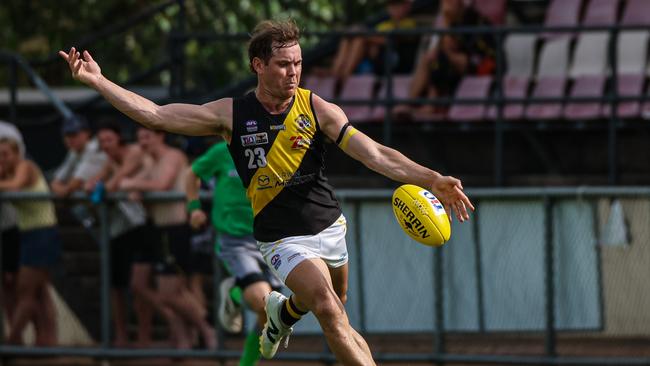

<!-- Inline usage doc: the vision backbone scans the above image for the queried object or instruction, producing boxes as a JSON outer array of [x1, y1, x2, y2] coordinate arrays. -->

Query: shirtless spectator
[[85, 120, 155, 347], [119, 127, 216, 349]]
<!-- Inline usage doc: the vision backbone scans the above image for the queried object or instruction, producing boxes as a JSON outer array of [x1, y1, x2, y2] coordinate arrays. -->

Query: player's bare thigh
[[328, 263, 348, 304]]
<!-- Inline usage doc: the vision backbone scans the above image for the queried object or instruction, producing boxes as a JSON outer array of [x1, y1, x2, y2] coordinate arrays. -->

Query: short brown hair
[[248, 19, 300, 74]]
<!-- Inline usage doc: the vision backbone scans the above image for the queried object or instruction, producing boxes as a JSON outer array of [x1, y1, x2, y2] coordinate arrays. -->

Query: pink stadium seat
[[472, 0, 506, 25], [602, 74, 644, 119], [563, 75, 606, 120], [504, 34, 538, 78], [338, 74, 376, 123], [303, 75, 336, 101], [617, 31, 649, 75], [487, 76, 530, 120], [582, 0, 620, 26], [448, 76, 493, 122], [372, 75, 412, 121], [621, 0, 650, 26], [569, 32, 610, 78], [542, 0, 583, 39], [525, 77, 567, 120]]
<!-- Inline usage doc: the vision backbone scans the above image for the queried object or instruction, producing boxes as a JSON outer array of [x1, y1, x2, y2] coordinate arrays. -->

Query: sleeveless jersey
[[228, 88, 341, 242]]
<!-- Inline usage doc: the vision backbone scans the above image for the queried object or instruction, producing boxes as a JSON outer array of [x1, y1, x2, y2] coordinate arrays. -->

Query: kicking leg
[[286, 259, 375, 365]]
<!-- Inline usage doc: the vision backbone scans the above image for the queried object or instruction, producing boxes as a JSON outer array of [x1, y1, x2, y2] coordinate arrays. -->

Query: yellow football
[[391, 184, 451, 246]]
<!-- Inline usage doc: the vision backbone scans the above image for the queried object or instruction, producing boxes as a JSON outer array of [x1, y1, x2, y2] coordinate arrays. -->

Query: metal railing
[[2, 187, 650, 365], [0, 51, 74, 124]]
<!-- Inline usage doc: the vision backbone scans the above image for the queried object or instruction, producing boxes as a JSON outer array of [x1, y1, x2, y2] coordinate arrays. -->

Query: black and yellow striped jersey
[[228, 88, 342, 242]]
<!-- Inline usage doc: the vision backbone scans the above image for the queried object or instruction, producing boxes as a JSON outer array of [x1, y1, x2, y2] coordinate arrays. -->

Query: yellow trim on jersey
[[247, 88, 317, 216], [338, 127, 358, 151]]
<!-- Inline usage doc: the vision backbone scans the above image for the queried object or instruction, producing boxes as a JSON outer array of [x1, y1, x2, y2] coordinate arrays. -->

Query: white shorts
[[257, 215, 348, 282]]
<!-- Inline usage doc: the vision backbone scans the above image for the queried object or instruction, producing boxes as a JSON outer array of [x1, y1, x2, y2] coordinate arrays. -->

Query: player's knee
[[310, 289, 345, 323]]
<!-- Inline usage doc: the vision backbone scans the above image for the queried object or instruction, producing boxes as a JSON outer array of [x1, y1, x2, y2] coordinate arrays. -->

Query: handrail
[[3, 186, 650, 202], [0, 51, 73, 120]]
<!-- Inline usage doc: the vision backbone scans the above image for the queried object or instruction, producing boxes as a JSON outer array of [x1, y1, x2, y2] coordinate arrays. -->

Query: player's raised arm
[[312, 94, 474, 222], [59, 47, 231, 137]]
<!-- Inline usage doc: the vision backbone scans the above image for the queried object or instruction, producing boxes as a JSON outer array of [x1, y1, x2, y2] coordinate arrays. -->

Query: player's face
[[0, 142, 19, 172], [262, 43, 302, 98], [98, 129, 121, 158]]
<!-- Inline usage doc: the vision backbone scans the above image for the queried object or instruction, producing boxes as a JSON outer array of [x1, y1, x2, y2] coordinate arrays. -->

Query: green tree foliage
[[1, 0, 385, 93]]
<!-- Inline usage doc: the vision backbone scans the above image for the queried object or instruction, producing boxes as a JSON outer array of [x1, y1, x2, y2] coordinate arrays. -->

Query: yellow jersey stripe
[[247, 88, 317, 216]]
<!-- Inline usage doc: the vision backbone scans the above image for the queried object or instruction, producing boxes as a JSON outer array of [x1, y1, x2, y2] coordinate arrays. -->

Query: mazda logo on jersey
[[241, 132, 268, 147], [258, 175, 270, 186]]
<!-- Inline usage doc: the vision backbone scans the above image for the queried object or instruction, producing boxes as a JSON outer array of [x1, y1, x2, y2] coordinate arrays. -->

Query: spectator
[[328, 0, 419, 94], [120, 127, 216, 349], [51, 114, 106, 197], [85, 120, 154, 348], [185, 140, 285, 365], [394, 0, 496, 117], [0, 137, 60, 346], [0, 120, 24, 326]]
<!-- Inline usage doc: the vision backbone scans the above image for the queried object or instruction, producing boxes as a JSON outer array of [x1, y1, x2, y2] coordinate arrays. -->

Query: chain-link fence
[[2, 188, 650, 364]]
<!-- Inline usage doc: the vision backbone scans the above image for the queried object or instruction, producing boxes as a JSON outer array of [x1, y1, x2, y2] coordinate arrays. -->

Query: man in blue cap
[[51, 114, 107, 197]]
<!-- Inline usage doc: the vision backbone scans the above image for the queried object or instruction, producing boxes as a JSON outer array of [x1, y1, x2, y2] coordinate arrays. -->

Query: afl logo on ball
[[420, 190, 446, 215]]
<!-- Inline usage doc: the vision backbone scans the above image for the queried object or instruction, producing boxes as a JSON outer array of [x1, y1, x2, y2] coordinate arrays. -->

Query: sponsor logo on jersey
[[245, 120, 258, 132], [270, 124, 286, 131], [420, 190, 446, 215], [295, 114, 312, 130], [271, 254, 282, 270], [289, 135, 312, 149], [287, 253, 304, 263], [257, 175, 272, 190], [241, 132, 268, 147], [274, 171, 316, 188]]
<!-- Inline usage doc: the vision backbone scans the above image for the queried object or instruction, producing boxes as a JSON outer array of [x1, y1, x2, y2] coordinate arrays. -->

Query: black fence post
[[9, 58, 18, 124], [433, 246, 445, 364], [472, 202, 485, 332], [607, 26, 619, 185], [98, 202, 112, 353], [382, 33, 395, 146], [354, 201, 366, 334], [494, 28, 504, 187], [169, 0, 186, 98], [544, 196, 556, 357]]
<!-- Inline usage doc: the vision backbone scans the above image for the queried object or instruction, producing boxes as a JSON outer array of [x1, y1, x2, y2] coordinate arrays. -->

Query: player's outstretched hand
[[431, 176, 474, 223], [58, 47, 102, 86]]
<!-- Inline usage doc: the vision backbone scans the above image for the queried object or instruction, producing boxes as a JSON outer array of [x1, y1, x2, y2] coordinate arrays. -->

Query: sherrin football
[[391, 184, 451, 246]]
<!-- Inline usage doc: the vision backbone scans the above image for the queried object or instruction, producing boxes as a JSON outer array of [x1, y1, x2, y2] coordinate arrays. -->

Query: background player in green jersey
[[185, 140, 282, 366]]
